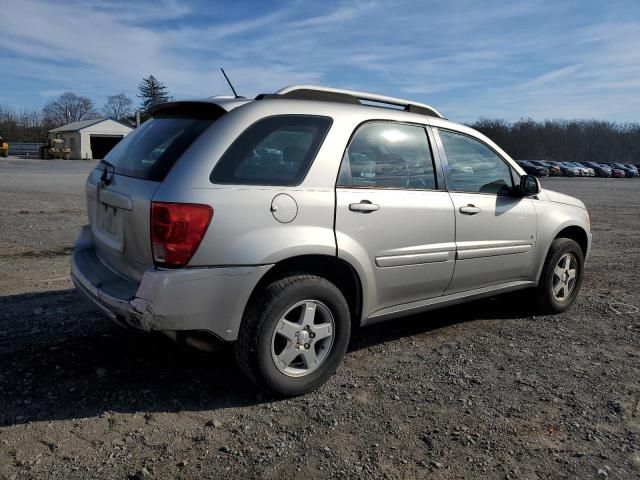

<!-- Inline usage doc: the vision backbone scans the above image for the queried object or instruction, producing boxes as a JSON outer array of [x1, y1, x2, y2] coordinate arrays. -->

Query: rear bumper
[[70, 225, 272, 341]]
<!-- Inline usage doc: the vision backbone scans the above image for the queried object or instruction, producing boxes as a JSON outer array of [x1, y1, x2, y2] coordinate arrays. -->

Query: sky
[[1, 0, 640, 123]]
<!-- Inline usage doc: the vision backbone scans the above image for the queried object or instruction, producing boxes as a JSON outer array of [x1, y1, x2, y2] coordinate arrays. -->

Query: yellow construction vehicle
[[40, 138, 70, 160], [0, 136, 8, 157]]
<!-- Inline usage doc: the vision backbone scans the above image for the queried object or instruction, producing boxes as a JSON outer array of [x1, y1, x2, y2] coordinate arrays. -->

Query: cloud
[[1, 0, 639, 121]]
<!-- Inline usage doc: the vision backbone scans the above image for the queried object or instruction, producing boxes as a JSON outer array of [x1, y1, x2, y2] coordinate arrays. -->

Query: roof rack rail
[[256, 85, 444, 118]]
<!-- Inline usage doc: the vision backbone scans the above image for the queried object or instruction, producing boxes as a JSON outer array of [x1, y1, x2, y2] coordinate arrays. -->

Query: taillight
[[151, 202, 213, 267]]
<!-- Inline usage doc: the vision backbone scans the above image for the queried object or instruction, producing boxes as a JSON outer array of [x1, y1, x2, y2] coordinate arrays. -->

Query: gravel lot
[[1, 157, 639, 479]]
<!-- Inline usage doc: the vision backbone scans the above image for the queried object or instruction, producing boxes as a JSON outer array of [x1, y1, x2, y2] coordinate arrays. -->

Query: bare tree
[[42, 92, 99, 127], [0, 104, 49, 142], [103, 93, 133, 120], [470, 118, 640, 164]]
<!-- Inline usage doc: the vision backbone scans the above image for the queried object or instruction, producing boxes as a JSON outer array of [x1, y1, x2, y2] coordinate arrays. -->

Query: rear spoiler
[[149, 101, 228, 119]]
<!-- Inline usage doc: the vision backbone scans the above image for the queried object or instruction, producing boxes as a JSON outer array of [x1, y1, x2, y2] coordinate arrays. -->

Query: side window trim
[[210, 114, 333, 187], [433, 127, 516, 196], [335, 120, 442, 192], [425, 125, 447, 191]]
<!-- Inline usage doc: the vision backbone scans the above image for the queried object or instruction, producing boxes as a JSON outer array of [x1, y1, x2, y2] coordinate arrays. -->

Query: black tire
[[535, 238, 584, 314], [235, 274, 351, 397]]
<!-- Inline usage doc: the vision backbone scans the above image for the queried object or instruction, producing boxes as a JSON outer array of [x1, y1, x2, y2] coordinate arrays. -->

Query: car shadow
[[0, 287, 536, 426], [349, 289, 536, 351]]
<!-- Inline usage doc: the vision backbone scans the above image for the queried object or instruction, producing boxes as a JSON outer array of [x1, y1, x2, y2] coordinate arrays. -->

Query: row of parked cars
[[516, 160, 640, 178]]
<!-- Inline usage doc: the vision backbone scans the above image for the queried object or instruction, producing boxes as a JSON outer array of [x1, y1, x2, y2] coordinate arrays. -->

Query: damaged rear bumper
[[70, 225, 271, 341]]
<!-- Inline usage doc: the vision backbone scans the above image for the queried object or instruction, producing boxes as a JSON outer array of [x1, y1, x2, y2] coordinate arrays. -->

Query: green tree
[[137, 75, 172, 115]]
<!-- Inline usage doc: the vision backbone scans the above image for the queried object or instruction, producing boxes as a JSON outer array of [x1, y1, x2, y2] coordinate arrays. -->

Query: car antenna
[[220, 68, 240, 98]]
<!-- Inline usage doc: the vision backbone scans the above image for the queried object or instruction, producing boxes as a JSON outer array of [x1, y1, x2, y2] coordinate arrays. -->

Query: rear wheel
[[235, 275, 351, 396], [535, 238, 584, 313]]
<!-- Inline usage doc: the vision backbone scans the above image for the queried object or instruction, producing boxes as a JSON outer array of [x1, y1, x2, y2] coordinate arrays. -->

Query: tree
[[137, 75, 172, 114], [103, 93, 133, 120], [470, 118, 640, 164], [42, 92, 99, 127]]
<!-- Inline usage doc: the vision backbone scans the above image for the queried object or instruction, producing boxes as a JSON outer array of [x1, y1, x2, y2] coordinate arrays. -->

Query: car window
[[211, 115, 332, 186], [438, 129, 513, 195], [337, 122, 436, 190]]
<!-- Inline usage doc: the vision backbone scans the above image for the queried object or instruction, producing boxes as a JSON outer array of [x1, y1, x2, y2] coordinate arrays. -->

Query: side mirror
[[519, 174, 541, 196]]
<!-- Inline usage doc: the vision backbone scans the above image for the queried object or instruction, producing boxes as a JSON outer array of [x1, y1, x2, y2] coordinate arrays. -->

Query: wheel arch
[[244, 254, 363, 330], [534, 222, 590, 283], [554, 225, 589, 258]]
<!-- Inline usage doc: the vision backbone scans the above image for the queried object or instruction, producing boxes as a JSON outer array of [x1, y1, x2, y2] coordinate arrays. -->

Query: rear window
[[102, 115, 216, 181], [211, 115, 332, 186]]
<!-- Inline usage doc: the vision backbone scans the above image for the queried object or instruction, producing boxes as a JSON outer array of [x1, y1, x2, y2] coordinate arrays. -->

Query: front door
[[334, 121, 456, 316], [434, 128, 537, 294]]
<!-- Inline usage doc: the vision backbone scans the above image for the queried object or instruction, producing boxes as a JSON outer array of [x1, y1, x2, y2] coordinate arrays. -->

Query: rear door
[[87, 104, 223, 282], [335, 121, 455, 314], [434, 128, 537, 294]]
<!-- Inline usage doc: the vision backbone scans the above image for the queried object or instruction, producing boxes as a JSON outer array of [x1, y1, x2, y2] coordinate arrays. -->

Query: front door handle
[[349, 201, 380, 213], [459, 204, 481, 215]]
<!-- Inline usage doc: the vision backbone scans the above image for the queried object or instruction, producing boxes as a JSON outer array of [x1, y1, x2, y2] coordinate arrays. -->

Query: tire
[[235, 274, 351, 397], [535, 238, 584, 314]]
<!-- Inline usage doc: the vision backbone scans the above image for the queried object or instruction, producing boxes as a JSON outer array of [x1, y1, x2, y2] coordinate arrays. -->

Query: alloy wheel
[[552, 253, 578, 301], [271, 300, 335, 377]]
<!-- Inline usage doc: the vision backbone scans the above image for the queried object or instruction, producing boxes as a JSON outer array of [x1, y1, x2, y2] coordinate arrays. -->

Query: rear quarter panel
[[153, 101, 363, 266]]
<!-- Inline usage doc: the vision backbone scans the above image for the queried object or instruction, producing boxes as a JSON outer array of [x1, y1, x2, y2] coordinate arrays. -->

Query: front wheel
[[235, 275, 351, 396], [535, 238, 584, 313]]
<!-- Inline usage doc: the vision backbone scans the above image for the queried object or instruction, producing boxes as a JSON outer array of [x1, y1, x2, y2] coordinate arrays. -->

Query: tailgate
[[86, 171, 160, 283], [83, 102, 227, 282]]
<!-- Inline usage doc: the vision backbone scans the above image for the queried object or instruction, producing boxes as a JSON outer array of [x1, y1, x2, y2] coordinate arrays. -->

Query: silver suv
[[71, 85, 591, 396]]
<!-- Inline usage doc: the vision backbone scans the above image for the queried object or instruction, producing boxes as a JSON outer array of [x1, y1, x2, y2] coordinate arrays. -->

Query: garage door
[[90, 135, 123, 159]]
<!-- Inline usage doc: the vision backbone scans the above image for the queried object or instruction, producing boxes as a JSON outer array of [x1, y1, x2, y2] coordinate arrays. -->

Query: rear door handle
[[349, 201, 380, 213], [459, 204, 481, 215]]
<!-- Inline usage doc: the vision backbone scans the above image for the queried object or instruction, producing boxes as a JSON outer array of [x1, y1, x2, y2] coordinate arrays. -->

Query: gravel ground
[[1, 157, 639, 479]]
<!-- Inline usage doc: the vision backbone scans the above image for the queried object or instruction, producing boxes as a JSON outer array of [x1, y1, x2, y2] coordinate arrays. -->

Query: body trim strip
[[376, 251, 453, 267], [457, 244, 531, 260]]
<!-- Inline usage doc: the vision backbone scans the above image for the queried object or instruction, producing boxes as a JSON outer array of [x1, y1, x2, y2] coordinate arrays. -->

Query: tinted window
[[211, 115, 332, 186], [439, 129, 513, 195], [337, 122, 436, 189], [104, 116, 215, 181]]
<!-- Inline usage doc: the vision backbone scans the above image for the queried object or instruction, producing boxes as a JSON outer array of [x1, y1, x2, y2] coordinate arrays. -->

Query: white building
[[48, 118, 133, 160]]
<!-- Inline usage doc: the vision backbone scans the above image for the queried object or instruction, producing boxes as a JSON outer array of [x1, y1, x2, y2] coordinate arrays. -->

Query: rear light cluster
[[151, 202, 213, 267]]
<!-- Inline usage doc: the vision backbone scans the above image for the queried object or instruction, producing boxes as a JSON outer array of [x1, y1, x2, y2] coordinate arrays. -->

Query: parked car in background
[[555, 162, 581, 177], [528, 160, 562, 176], [70, 85, 592, 396], [568, 162, 591, 177], [623, 164, 639, 177], [570, 162, 595, 177], [606, 163, 638, 178], [582, 162, 611, 177], [604, 164, 626, 178], [516, 160, 549, 177]]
